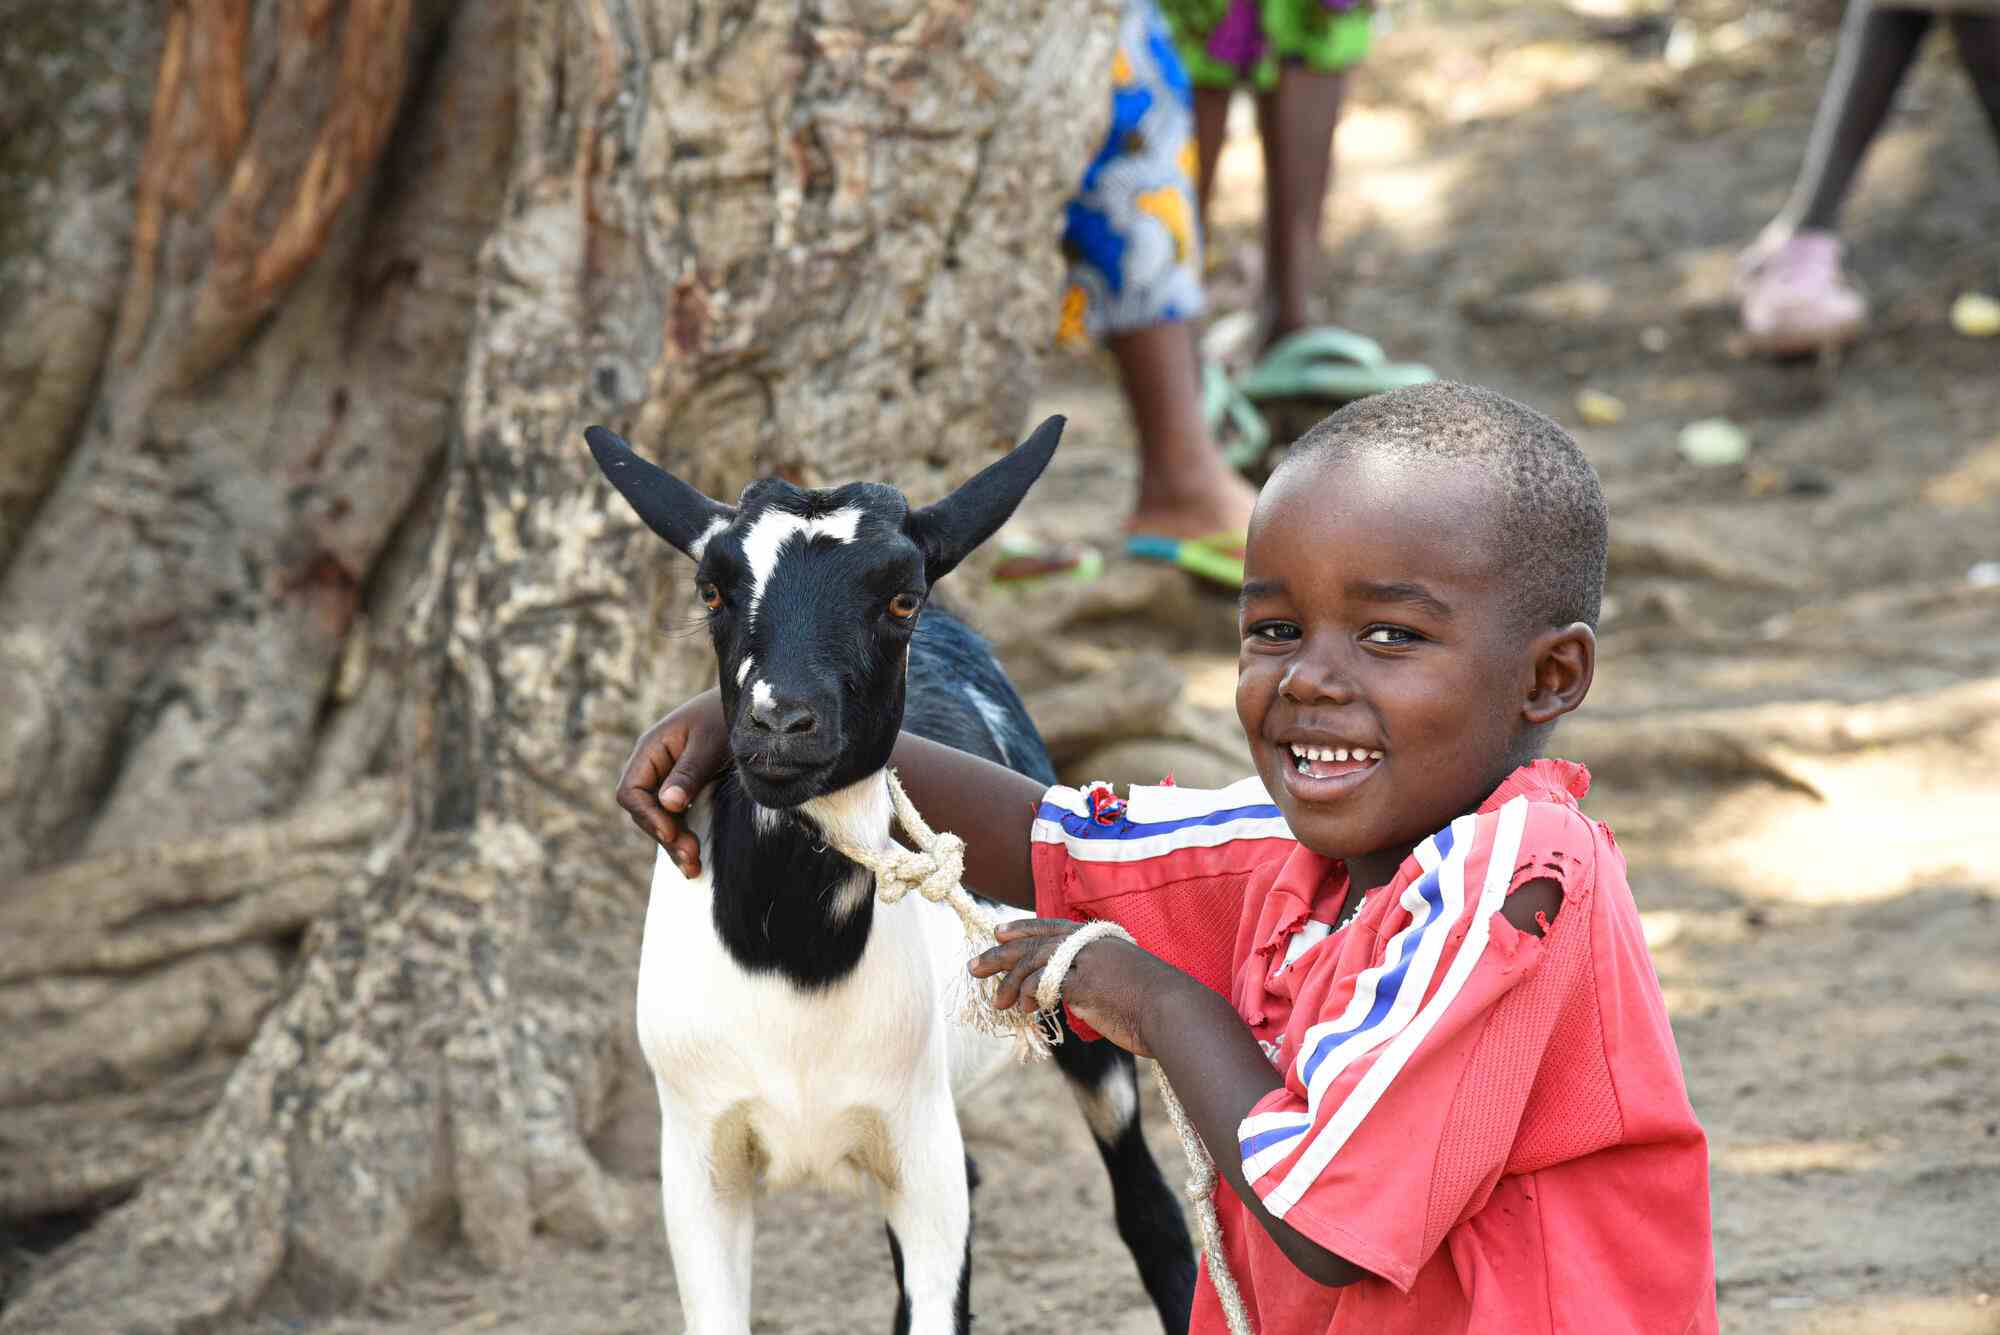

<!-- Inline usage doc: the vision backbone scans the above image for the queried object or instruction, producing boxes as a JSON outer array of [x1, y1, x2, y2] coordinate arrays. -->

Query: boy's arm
[[883, 731, 1045, 909], [614, 689, 1045, 909], [973, 924, 1370, 1288]]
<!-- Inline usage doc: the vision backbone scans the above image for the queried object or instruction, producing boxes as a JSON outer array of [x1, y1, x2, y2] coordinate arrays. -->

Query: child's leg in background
[[1764, 1, 2000, 240], [1062, 0, 1258, 540], [1946, 12, 2000, 148], [1737, 0, 1956, 355], [1161, 0, 1374, 349], [1257, 65, 1347, 343], [1193, 88, 1230, 221], [1778, 0, 1933, 235], [1114, 323, 1253, 540], [1169, 0, 1264, 219]]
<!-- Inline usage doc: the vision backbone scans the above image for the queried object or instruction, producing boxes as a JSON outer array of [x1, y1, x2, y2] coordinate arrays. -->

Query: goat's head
[[583, 417, 1064, 809]]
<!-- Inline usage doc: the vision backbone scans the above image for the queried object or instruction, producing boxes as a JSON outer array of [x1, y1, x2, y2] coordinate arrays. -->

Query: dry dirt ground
[[211, 0, 1998, 1330]]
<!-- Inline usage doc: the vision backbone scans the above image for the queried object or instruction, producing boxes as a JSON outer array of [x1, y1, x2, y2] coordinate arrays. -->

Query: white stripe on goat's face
[[738, 507, 863, 626], [688, 481, 926, 810], [688, 516, 731, 562]]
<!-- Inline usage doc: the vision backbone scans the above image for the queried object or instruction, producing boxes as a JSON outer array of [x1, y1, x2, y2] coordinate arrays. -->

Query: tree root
[[0, 783, 403, 1230], [0, 1056, 236, 1222], [1609, 522, 1808, 592], [0, 943, 283, 1110], [1561, 677, 2000, 798], [0, 825, 635, 1334], [0, 779, 395, 985]]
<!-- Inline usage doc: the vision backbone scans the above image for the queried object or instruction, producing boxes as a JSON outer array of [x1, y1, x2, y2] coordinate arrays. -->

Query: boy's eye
[[1247, 620, 1301, 644], [1361, 625, 1420, 646]]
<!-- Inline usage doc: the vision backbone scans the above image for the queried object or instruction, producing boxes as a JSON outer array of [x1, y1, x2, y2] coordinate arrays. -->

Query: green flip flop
[[1234, 326, 1437, 405], [1201, 360, 1272, 472], [1124, 531, 1246, 589], [991, 538, 1105, 591]]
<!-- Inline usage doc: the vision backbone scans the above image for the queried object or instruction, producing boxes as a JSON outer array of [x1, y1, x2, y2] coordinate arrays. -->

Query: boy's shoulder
[[1480, 756, 1593, 815], [1478, 757, 1614, 884]]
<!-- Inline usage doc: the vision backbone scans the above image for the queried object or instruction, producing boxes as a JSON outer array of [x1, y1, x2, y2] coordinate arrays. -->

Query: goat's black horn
[[583, 425, 735, 558], [907, 415, 1066, 584]]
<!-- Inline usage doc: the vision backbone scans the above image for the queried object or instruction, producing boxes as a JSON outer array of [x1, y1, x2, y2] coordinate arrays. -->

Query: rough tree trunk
[[0, 0, 1114, 1329]]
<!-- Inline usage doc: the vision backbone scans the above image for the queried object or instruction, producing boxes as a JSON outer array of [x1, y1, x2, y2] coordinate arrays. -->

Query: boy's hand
[[970, 919, 1166, 1058], [615, 688, 729, 876]]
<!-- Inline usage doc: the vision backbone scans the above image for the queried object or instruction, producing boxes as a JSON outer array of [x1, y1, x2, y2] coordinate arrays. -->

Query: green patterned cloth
[[1160, 0, 1373, 88]]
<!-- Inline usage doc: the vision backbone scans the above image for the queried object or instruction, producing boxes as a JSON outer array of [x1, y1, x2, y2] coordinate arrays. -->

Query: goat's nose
[[747, 695, 817, 735]]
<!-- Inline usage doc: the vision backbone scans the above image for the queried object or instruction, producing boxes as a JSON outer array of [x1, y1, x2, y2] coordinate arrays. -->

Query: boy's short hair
[[1285, 381, 1609, 630]]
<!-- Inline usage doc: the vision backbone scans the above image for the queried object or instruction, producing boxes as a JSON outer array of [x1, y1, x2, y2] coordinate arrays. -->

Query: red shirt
[[1031, 760, 1717, 1335]]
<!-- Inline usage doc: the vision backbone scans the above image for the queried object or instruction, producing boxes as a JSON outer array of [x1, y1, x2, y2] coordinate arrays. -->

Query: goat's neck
[[796, 769, 894, 867], [705, 769, 893, 990]]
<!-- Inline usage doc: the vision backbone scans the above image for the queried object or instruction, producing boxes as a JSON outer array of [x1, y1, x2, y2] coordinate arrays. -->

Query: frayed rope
[[1034, 921, 1255, 1335], [821, 770, 1057, 1062], [823, 771, 1253, 1335]]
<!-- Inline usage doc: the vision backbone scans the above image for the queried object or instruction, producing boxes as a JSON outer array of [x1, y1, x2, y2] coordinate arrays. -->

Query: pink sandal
[[1736, 229, 1868, 358]]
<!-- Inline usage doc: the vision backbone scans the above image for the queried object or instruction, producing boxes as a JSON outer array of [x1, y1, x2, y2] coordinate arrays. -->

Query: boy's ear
[[905, 415, 1065, 583], [1523, 622, 1596, 727], [583, 426, 735, 559]]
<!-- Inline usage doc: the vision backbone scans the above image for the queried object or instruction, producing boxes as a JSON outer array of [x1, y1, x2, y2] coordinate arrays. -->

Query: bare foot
[[1126, 464, 1258, 541]]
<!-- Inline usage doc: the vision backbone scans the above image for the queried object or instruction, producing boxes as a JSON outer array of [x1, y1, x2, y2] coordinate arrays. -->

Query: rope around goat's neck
[[1034, 921, 1255, 1335], [817, 770, 1057, 1061], [817, 770, 1253, 1335]]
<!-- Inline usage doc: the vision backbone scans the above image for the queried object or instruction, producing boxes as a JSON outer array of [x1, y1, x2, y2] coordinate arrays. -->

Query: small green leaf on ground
[[1576, 388, 1627, 426], [1679, 417, 1751, 467], [1949, 292, 2000, 338]]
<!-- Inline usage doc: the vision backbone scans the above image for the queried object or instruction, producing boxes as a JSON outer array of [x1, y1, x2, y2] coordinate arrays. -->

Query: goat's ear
[[583, 426, 734, 558], [906, 415, 1065, 583]]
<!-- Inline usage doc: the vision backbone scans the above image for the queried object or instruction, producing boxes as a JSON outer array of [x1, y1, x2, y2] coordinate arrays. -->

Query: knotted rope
[[820, 770, 1254, 1335], [822, 770, 1058, 1061]]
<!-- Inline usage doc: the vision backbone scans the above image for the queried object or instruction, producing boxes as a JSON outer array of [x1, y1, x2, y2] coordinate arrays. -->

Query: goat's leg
[[1054, 1035, 1197, 1333], [885, 1153, 979, 1335], [658, 1109, 755, 1335], [882, 1101, 974, 1335]]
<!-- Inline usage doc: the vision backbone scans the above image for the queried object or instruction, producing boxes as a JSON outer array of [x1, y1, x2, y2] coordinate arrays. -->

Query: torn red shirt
[[1032, 760, 1717, 1335]]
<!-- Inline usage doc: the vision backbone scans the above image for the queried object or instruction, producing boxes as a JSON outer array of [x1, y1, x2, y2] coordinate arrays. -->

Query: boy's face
[[1236, 451, 1547, 867]]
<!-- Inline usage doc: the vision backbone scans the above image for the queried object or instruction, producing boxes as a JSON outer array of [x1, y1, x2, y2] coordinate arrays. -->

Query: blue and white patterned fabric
[[1059, 0, 1208, 343]]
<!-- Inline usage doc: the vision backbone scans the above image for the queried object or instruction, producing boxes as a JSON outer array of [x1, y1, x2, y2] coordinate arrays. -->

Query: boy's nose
[[1279, 650, 1356, 704]]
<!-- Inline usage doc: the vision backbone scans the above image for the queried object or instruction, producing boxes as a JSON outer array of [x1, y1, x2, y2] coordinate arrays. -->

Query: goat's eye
[[887, 593, 922, 622], [697, 582, 723, 611]]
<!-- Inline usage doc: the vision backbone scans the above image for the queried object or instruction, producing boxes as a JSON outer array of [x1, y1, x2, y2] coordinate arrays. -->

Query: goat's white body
[[636, 773, 1017, 1334]]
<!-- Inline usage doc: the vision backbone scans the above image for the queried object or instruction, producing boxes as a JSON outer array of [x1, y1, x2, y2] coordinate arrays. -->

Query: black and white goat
[[583, 420, 1195, 1335]]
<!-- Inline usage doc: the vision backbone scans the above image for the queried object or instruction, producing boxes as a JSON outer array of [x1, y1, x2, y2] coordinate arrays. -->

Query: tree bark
[[0, 1, 1114, 1329], [0, 1, 153, 570], [0, 0, 502, 876]]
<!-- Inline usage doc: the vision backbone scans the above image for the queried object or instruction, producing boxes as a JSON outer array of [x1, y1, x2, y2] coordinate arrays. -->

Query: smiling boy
[[618, 382, 1718, 1333]]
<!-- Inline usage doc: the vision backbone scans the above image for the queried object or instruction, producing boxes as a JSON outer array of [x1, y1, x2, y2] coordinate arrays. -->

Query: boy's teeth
[[1287, 743, 1384, 772]]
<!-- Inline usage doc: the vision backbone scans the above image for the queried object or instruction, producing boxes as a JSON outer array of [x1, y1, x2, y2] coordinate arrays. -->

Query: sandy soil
[[220, 0, 1998, 1330]]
